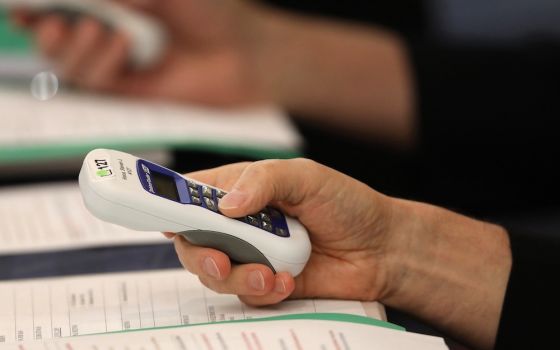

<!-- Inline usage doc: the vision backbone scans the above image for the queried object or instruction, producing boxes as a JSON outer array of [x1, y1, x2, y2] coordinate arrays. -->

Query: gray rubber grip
[[177, 230, 276, 273]]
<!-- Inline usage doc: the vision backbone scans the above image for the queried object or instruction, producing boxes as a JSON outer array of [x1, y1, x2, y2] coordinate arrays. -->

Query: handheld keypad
[[80, 149, 312, 276], [137, 159, 292, 239], [187, 181, 290, 238]]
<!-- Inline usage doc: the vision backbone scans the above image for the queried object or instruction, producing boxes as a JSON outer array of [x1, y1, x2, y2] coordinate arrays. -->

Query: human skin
[[14, 0, 415, 146], [165, 159, 511, 350]]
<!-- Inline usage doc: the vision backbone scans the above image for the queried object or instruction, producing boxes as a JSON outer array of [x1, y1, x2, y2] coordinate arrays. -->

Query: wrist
[[380, 198, 512, 349]]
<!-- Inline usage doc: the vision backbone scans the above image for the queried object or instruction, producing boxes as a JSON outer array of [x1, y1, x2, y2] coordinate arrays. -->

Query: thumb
[[217, 159, 317, 218]]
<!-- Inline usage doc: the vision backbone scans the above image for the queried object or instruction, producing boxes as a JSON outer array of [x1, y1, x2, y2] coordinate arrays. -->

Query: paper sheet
[[0, 86, 303, 163], [0, 317, 447, 350], [0, 269, 376, 345], [0, 55, 47, 79], [0, 182, 168, 255]]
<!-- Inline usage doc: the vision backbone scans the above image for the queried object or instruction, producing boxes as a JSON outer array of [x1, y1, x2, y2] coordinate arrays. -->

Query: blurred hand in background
[[14, 0, 271, 106], [14, 0, 414, 145]]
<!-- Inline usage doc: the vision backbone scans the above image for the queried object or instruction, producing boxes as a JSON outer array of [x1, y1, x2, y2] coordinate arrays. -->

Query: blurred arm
[[251, 6, 417, 147]]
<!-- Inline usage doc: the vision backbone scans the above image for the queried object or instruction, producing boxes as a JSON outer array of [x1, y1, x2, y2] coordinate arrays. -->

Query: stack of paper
[[0, 269, 447, 349], [0, 86, 303, 167], [0, 269, 384, 343], [0, 182, 169, 255], [1, 318, 449, 349]]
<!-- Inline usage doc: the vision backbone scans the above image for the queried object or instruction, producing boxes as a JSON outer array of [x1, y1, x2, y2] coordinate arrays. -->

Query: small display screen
[[151, 171, 180, 202]]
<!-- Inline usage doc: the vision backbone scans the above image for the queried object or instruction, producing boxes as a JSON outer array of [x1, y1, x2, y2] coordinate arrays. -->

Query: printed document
[[0, 182, 168, 255], [0, 87, 303, 164], [0, 318, 449, 350], [0, 269, 377, 344]]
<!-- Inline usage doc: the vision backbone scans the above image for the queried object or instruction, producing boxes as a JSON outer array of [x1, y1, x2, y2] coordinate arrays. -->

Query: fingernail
[[248, 270, 265, 291], [203, 257, 220, 279], [274, 279, 286, 293], [162, 232, 175, 239], [219, 189, 248, 210]]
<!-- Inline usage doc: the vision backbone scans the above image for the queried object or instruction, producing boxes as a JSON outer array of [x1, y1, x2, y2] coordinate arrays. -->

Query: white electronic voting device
[[0, 0, 166, 67], [79, 149, 312, 276]]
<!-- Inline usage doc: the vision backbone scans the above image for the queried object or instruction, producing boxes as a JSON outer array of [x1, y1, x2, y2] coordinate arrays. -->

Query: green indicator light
[[96, 169, 112, 177]]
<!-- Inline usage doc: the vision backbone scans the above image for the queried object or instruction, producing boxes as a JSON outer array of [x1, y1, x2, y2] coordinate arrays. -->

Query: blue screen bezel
[[136, 159, 291, 237], [137, 159, 192, 204]]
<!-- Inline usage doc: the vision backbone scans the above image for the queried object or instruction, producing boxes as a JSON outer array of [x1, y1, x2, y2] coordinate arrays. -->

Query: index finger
[[185, 162, 251, 191]]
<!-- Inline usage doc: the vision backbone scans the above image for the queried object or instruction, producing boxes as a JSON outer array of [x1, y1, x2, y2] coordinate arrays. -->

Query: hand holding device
[[1, 0, 166, 67], [166, 158, 399, 307], [79, 149, 312, 276]]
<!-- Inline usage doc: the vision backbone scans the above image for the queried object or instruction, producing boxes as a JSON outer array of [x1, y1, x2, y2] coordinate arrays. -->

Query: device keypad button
[[259, 213, 271, 223], [275, 228, 289, 237], [184, 181, 290, 236], [262, 221, 273, 232], [247, 215, 260, 227], [204, 197, 217, 211], [201, 186, 213, 198], [187, 180, 198, 189]]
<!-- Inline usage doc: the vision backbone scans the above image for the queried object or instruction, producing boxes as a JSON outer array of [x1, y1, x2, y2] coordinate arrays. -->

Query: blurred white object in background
[[30, 70, 58, 101]]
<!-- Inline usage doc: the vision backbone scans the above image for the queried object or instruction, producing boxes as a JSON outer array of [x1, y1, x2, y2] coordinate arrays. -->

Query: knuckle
[[238, 295, 261, 306], [257, 158, 318, 176], [78, 17, 102, 33], [199, 276, 230, 295], [234, 161, 252, 171], [82, 74, 110, 91], [246, 160, 271, 175], [179, 256, 197, 274], [291, 157, 318, 169], [242, 161, 274, 186], [198, 276, 212, 289], [198, 276, 220, 293], [291, 275, 309, 299], [176, 252, 194, 273], [250, 159, 284, 179]]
